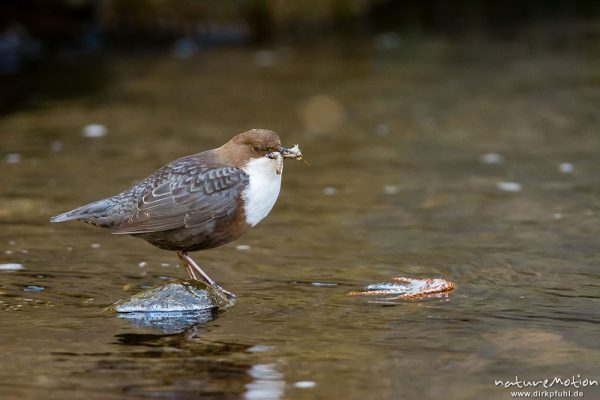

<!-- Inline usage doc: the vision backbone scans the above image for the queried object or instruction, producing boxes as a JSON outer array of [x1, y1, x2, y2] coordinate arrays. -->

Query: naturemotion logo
[[494, 375, 598, 398]]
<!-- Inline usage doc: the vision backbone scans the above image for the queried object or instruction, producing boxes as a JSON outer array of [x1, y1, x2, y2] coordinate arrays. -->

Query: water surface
[[1, 34, 600, 399]]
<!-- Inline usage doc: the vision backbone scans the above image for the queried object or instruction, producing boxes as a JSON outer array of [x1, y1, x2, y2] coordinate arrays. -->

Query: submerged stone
[[111, 279, 234, 313], [0, 263, 24, 270]]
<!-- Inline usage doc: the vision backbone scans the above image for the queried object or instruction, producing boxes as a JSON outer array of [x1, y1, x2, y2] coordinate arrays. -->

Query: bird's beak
[[267, 144, 307, 175], [278, 144, 303, 160]]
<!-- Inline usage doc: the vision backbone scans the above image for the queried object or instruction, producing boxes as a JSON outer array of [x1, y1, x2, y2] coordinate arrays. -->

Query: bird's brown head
[[231, 129, 282, 157], [220, 129, 302, 168]]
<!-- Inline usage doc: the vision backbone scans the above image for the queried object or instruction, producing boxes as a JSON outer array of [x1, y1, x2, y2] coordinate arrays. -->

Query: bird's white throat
[[241, 156, 282, 226]]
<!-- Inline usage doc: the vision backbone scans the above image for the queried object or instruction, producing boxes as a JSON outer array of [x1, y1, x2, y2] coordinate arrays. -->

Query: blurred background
[[1, 0, 599, 113], [1, 1, 600, 400]]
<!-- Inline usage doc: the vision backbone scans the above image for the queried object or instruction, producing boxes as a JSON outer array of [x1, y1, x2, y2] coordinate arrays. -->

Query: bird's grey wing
[[111, 165, 249, 234]]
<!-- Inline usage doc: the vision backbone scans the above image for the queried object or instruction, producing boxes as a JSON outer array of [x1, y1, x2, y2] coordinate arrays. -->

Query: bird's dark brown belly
[[133, 213, 251, 252]]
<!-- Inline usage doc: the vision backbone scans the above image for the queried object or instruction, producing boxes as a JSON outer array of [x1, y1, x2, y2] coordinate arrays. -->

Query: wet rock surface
[[111, 279, 234, 312], [110, 280, 235, 333]]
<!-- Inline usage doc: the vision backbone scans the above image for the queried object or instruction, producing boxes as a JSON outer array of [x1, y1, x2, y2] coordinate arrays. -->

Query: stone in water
[[111, 280, 234, 313], [82, 124, 107, 138], [558, 163, 574, 173], [110, 280, 235, 333], [0, 263, 24, 270], [480, 153, 503, 164], [496, 182, 522, 192], [5, 153, 21, 164]]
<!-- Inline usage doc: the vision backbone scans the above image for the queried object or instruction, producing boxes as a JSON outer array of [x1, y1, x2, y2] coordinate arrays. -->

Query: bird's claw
[[215, 285, 237, 300]]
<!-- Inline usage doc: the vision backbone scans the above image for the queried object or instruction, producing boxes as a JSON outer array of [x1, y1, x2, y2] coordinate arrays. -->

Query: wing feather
[[111, 165, 248, 234]]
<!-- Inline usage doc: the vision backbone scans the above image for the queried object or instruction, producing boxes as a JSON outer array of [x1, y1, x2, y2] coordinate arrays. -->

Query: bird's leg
[[182, 262, 201, 281], [176, 251, 215, 284], [176, 251, 236, 299]]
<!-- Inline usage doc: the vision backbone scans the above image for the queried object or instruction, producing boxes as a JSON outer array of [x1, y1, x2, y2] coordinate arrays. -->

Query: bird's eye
[[252, 145, 261, 152]]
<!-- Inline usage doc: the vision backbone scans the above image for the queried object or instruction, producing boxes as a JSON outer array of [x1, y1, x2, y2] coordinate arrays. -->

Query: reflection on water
[[244, 364, 285, 400], [1, 27, 600, 399], [117, 309, 216, 334]]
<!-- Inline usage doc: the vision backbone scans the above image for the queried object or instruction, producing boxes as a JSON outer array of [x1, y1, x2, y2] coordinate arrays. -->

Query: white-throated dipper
[[50, 129, 304, 299]]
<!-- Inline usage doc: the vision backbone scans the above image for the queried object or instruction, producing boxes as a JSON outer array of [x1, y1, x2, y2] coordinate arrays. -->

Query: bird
[[50, 129, 303, 299]]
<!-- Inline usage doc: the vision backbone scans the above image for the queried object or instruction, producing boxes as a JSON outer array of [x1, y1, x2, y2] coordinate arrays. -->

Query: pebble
[[0, 263, 24, 270], [138, 261, 147, 268], [23, 285, 44, 292], [374, 32, 401, 50], [172, 37, 198, 59], [480, 153, 504, 164], [82, 124, 107, 138], [558, 162, 574, 173], [322, 187, 337, 196], [293, 381, 316, 389], [383, 185, 398, 195], [236, 245, 251, 251], [5, 153, 21, 164], [160, 263, 170, 267], [375, 123, 390, 137], [496, 182, 522, 192], [90, 243, 101, 249], [50, 141, 64, 152], [254, 50, 277, 67]]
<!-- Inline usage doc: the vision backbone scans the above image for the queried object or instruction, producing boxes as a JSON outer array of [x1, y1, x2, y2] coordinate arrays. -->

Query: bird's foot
[[177, 250, 236, 299], [214, 285, 237, 300]]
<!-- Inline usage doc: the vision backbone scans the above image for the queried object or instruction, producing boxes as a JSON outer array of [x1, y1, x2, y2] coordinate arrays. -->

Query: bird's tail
[[50, 199, 114, 224]]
